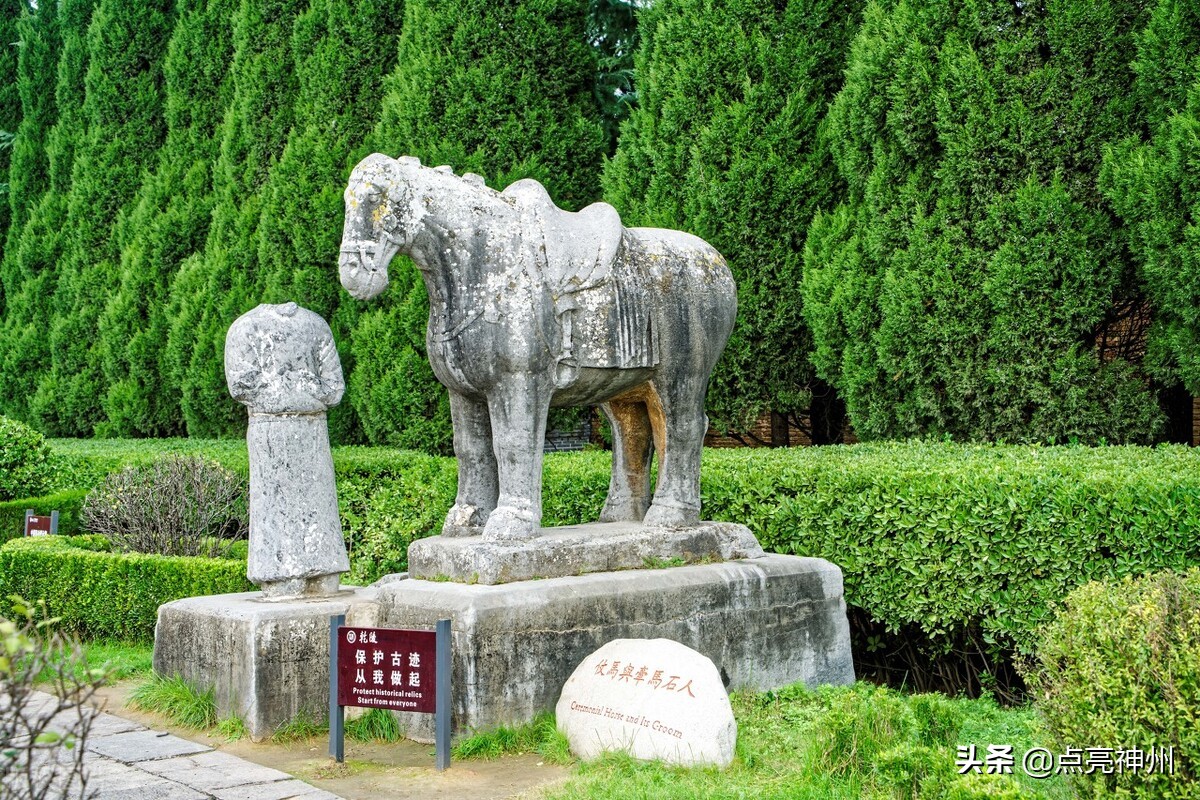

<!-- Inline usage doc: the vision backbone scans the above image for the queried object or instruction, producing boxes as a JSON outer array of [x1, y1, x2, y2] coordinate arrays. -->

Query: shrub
[[1026, 570, 1200, 797], [82, 455, 248, 557], [0, 416, 54, 501], [0, 535, 253, 641]]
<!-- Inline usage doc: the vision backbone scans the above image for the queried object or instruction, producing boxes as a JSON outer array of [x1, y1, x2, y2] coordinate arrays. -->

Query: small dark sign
[[23, 509, 58, 537], [329, 617, 451, 770], [336, 626, 437, 713]]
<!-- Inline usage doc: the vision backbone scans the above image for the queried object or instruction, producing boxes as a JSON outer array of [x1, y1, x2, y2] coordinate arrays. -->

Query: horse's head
[[339, 153, 415, 301]]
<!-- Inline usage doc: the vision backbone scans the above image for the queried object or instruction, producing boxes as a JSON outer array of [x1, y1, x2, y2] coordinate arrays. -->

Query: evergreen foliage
[[164, 0, 306, 437], [586, 0, 639, 151], [45, 0, 174, 436], [256, 0, 404, 443], [0, 0, 25, 252], [2, 1, 57, 277], [803, 0, 1164, 444], [359, 0, 606, 450], [604, 0, 862, 437], [1, 0, 95, 428], [1101, 0, 1200, 396], [0, 0, 55, 387], [97, 0, 237, 437]]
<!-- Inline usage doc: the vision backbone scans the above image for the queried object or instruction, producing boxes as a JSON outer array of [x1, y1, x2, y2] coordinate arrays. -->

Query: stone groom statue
[[225, 302, 350, 598], [338, 154, 737, 543]]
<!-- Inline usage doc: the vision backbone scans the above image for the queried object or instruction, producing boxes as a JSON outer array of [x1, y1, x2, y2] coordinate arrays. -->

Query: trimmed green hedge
[[0, 535, 253, 641], [41, 438, 1200, 692], [0, 489, 88, 544]]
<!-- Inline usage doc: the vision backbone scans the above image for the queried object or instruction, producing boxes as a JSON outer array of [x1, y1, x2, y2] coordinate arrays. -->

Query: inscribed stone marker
[[555, 638, 736, 768]]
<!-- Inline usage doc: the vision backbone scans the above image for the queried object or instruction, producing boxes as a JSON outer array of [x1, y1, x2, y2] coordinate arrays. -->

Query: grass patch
[[642, 556, 686, 570], [31, 638, 153, 685], [542, 683, 1072, 799], [217, 715, 248, 741], [346, 708, 404, 743], [453, 713, 571, 764], [272, 711, 326, 743], [128, 672, 217, 729], [79, 639, 154, 682]]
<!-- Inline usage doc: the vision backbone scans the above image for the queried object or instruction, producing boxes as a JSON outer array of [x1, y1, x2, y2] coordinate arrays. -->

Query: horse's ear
[[352, 152, 395, 179], [397, 155, 421, 168]]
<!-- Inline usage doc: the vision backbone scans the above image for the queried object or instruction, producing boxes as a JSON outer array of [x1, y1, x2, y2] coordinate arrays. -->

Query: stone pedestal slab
[[408, 520, 766, 584], [151, 556, 854, 745], [153, 587, 382, 741], [378, 554, 854, 742]]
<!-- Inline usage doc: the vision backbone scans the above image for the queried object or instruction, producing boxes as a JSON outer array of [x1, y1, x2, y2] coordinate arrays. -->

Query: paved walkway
[[13, 690, 344, 800]]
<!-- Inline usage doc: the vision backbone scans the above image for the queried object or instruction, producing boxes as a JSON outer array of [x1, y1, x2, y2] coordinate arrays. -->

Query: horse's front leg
[[482, 372, 553, 543], [443, 390, 498, 537]]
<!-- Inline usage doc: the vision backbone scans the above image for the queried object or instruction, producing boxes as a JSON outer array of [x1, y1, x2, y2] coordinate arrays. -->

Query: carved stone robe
[[224, 302, 349, 587]]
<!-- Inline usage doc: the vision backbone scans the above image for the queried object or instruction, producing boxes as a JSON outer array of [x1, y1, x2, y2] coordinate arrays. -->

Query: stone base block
[[153, 587, 382, 741], [378, 554, 854, 742], [408, 520, 766, 584]]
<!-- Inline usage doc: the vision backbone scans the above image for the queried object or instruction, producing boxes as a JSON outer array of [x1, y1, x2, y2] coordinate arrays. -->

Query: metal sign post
[[329, 614, 345, 762], [435, 619, 451, 771]]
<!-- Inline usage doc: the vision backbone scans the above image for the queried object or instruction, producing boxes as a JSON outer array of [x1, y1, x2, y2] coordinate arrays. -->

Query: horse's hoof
[[599, 499, 648, 523], [482, 505, 539, 543], [643, 503, 699, 529], [443, 503, 487, 537]]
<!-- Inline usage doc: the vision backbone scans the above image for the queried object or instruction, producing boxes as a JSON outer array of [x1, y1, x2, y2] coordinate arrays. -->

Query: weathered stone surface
[[340, 154, 737, 543], [225, 302, 348, 600], [408, 520, 765, 584], [15, 690, 346, 800], [153, 587, 382, 741], [137, 751, 292, 790], [557, 638, 736, 767], [376, 555, 854, 741], [84, 730, 211, 763]]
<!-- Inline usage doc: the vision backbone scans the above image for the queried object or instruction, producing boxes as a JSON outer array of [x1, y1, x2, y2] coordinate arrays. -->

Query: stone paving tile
[[21, 692, 346, 800], [85, 729, 213, 763], [140, 750, 294, 791], [86, 710, 146, 738], [86, 757, 211, 800], [210, 779, 342, 800]]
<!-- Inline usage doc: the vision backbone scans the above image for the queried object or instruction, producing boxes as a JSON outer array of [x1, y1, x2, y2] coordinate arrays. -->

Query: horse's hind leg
[[599, 398, 654, 522], [643, 379, 705, 528]]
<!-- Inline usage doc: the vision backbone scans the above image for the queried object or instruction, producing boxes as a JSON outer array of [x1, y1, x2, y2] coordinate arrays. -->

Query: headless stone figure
[[224, 302, 349, 599]]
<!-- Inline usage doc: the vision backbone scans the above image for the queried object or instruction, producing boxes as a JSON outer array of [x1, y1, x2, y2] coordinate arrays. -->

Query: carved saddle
[[504, 180, 658, 379]]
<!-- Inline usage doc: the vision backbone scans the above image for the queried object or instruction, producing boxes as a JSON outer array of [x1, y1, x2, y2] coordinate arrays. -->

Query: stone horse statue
[[339, 153, 736, 543]]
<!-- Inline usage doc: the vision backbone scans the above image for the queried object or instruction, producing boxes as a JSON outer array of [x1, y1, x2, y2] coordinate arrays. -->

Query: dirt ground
[[91, 682, 572, 800]]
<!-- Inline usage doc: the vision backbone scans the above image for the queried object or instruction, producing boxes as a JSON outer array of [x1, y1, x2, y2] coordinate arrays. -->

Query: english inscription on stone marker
[[556, 638, 736, 768]]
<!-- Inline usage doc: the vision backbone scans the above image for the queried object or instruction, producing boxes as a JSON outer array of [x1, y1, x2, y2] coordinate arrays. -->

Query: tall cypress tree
[[803, 0, 1162, 443], [2, 2, 56, 267], [164, 0, 305, 437], [255, 0, 404, 443], [1101, 0, 1200, 398], [604, 0, 862, 441], [1, 0, 94, 427], [358, 0, 606, 450], [97, 0, 236, 437], [44, 0, 174, 436], [0, 0, 25, 259]]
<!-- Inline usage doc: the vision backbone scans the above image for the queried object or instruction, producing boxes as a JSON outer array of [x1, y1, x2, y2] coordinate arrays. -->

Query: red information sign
[[23, 510, 55, 537], [336, 626, 437, 713]]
